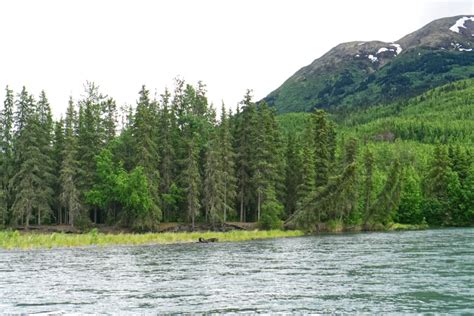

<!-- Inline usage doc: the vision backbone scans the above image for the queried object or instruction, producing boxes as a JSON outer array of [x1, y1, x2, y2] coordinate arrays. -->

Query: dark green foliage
[[77, 83, 106, 202], [292, 162, 357, 231], [259, 189, 284, 230], [312, 110, 330, 188], [234, 90, 257, 222], [52, 118, 65, 223], [365, 160, 402, 226], [102, 98, 117, 145], [252, 102, 280, 221], [131, 85, 161, 221], [396, 167, 423, 224], [0, 86, 14, 225], [11, 89, 54, 227], [59, 99, 83, 227], [1, 77, 473, 230], [202, 105, 237, 224], [423, 145, 453, 225], [363, 148, 374, 215], [284, 134, 302, 217], [219, 105, 237, 222], [157, 89, 176, 220], [203, 121, 225, 224], [182, 135, 201, 229]]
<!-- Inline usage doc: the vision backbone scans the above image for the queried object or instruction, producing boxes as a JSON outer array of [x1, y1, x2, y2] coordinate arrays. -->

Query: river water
[[0, 228, 473, 314]]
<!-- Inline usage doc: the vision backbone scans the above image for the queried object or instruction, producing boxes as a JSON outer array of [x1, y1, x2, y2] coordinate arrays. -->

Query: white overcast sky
[[0, 0, 473, 117]]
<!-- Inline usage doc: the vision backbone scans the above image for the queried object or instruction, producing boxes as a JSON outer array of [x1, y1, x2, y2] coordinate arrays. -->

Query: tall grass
[[0, 229, 305, 250]]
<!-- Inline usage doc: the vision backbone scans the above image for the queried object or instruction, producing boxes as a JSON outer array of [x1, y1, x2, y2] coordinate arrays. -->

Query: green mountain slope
[[277, 79, 474, 146], [265, 15, 474, 113]]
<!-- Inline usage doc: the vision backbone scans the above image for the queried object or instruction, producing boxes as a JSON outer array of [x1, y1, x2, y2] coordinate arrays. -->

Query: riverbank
[[0, 229, 305, 250], [0, 222, 431, 250], [319, 222, 430, 233]]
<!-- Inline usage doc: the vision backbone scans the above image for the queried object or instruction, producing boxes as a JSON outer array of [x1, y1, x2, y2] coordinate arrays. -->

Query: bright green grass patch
[[0, 229, 305, 250], [389, 223, 429, 231]]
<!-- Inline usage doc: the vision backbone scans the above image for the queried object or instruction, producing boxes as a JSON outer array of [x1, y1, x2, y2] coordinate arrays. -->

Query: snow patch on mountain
[[368, 54, 378, 63], [449, 16, 474, 33], [376, 43, 402, 56], [390, 43, 402, 54], [450, 42, 473, 52]]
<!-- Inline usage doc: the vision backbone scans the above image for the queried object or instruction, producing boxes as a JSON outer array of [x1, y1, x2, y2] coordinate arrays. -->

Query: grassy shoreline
[[0, 222, 431, 250], [0, 229, 305, 250]]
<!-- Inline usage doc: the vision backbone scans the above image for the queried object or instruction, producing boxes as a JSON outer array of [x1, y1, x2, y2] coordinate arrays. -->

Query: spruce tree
[[11, 91, 54, 227], [182, 134, 201, 229], [34, 91, 55, 224], [77, 82, 106, 204], [449, 145, 470, 184], [234, 90, 256, 221], [252, 102, 282, 221], [327, 121, 337, 171], [462, 166, 474, 224], [219, 104, 237, 222], [423, 144, 457, 225], [365, 159, 402, 226], [312, 110, 330, 188], [294, 145, 316, 225], [14, 86, 33, 135], [102, 98, 117, 146], [284, 134, 302, 217], [397, 166, 423, 224], [52, 118, 65, 223], [157, 89, 177, 220], [59, 99, 83, 227], [363, 148, 375, 216], [0, 86, 14, 225], [426, 145, 452, 201], [203, 124, 225, 223], [131, 85, 161, 221], [339, 137, 358, 221]]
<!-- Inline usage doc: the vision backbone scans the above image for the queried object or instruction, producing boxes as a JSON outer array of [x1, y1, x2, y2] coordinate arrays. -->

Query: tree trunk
[[25, 211, 30, 229], [257, 191, 261, 221], [70, 209, 74, 227], [240, 193, 244, 222], [94, 207, 97, 224], [59, 205, 62, 224], [224, 182, 227, 222], [38, 209, 41, 226]]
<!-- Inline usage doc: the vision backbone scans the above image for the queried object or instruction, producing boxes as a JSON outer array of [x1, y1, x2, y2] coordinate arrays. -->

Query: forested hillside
[[0, 79, 473, 231], [265, 15, 474, 113], [278, 79, 474, 228]]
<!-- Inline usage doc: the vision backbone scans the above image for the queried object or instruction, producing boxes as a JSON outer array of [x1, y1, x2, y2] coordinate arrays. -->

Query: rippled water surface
[[1, 228, 473, 314]]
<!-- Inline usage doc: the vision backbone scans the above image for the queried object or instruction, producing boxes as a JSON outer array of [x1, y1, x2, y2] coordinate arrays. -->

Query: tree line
[[0, 80, 473, 231]]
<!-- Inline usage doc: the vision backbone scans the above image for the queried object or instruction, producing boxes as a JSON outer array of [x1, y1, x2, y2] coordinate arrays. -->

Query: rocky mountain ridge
[[264, 15, 474, 113]]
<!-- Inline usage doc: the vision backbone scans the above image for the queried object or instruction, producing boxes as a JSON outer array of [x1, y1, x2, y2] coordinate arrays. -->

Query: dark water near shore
[[0, 228, 473, 314]]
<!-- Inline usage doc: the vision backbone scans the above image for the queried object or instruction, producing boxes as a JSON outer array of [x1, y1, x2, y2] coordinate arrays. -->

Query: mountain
[[264, 15, 474, 113]]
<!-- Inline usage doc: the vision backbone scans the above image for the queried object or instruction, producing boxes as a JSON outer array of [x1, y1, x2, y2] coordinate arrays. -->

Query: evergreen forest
[[1, 79, 473, 232]]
